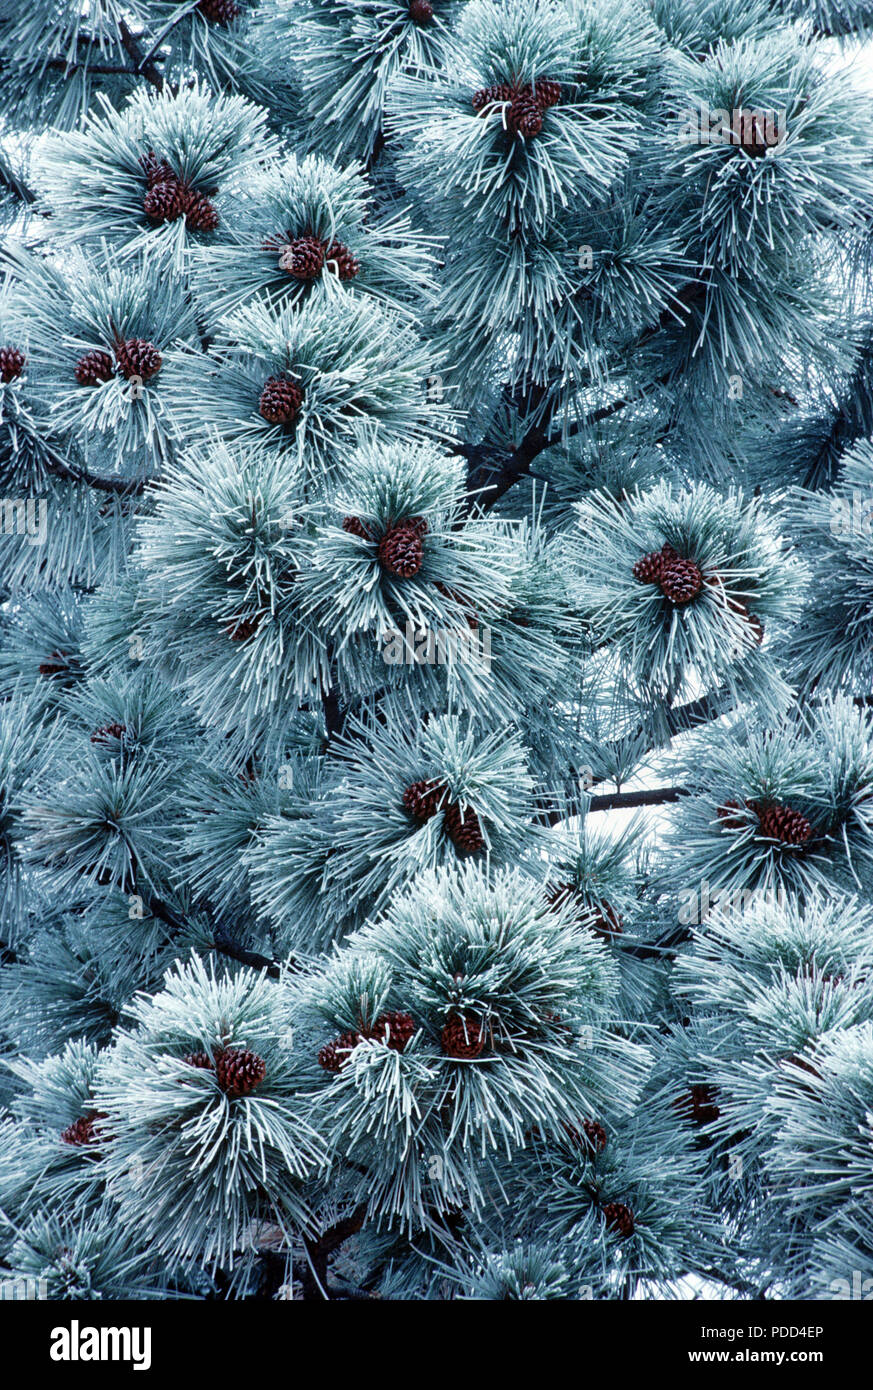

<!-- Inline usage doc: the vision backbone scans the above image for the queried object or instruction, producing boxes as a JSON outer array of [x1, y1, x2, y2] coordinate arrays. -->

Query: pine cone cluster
[[0, 346, 25, 382], [215, 1047, 266, 1098], [90, 723, 126, 744], [633, 541, 704, 605], [277, 234, 360, 282], [259, 375, 304, 425], [318, 1011, 416, 1072], [115, 338, 163, 382], [75, 349, 115, 386], [378, 516, 428, 578], [603, 1201, 635, 1238], [403, 777, 448, 821], [198, 0, 241, 23], [471, 77, 561, 138], [61, 1111, 107, 1147], [141, 150, 219, 231], [408, 0, 434, 22], [441, 1013, 485, 1059], [342, 515, 376, 541]]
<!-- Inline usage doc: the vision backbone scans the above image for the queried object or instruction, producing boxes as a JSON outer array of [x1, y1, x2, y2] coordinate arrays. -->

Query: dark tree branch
[[118, 19, 166, 90], [42, 444, 150, 497], [301, 1203, 368, 1300]]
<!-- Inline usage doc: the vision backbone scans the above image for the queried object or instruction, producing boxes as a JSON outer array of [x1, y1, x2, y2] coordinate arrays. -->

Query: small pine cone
[[441, 1014, 485, 1059], [317, 1031, 361, 1073], [603, 1201, 635, 1238], [324, 240, 361, 281], [688, 1084, 720, 1125], [278, 235, 325, 280], [143, 180, 186, 224], [403, 777, 448, 822], [226, 615, 259, 642], [184, 190, 219, 233], [90, 723, 126, 744], [434, 581, 479, 630], [409, 0, 433, 22], [39, 651, 69, 677], [443, 799, 485, 855], [632, 550, 665, 584], [342, 515, 376, 541], [716, 798, 749, 831], [545, 881, 578, 913], [755, 801, 813, 847], [588, 902, 623, 938], [378, 520, 425, 578], [508, 91, 543, 138], [141, 151, 175, 188], [75, 349, 115, 386], [738, 112, 771, 158], [582, 1118, 608, 1152], [472, 83, 513, 112], [61, 1112, 107, 1147], [659, 556, 704, 605], [182, 1051, 214, 1070], [747, 613, 765, 645], [370, 1011, 416, 1051], [259, 375, 304, 425], [534, 78, 562, 109], [115, 338, 162, 383], [0, 346, 26, 382], [198, 0, 242, 22], [215, 1047, 266, 1098]]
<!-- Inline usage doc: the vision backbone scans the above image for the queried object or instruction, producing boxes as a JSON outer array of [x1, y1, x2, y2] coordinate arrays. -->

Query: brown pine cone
[[259, 375, 304, 425], [441, 1014, 485, 1059], [443, 799, 485, 855], [198, 0, 242, 22], [378, 519, 426, 578], [115, 338, 162, 382], [434, 581, 479, 630], [660, 556, 704, 605], [61, 1112, 108, 1147], [324, 240, 361, 281], [39, 652, 70, 676], [141, 151, 176, 188], [755, 801, 813, 847], [342, 515, 376, 541], [409, 0, 434, 22], [603, 1201, 635, 1238], [403, 778, 448, 822], [182, 1051, 214, 1070], [184, 190, 219, 233], [215, 1047, 266, 1098], [545, 881, 578, 913], [225, 614, 260, 642], [688, 1084, 720, 1125], [534, 78, 562, 108], [716, 799, 750, 831], [317, 1031, 361, 1073], [472, 83, 513, 112], [0, 346, 26, 382], [370, 1011, 416, 1051], [508, 91, 543, 138], [632, 550, 665, 584], [737, 111, 772, 158], [582, 1118, 608, 1151], [144, 180, 187, 224], [278, 235, 325, 280], [75, 349, 115, 386], [90, 723, 126, 744]]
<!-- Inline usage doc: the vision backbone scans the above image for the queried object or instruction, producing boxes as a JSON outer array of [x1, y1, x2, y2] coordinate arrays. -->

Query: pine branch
[[118, 19, 166, 91], [301, 1203, 368, 1300], [42, 445, 150, 497]]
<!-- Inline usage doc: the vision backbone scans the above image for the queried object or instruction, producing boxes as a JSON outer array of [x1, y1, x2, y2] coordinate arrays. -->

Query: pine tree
[[2, 0, 873, 1304]]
